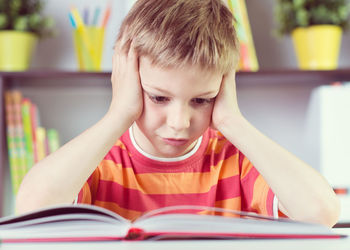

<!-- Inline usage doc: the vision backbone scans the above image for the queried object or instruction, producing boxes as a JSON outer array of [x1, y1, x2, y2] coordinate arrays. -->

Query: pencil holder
[[73, 26, 105, 71]]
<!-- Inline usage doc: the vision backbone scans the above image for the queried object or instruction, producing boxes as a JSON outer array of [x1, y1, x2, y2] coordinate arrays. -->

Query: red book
[[29, 103, 38, 163]]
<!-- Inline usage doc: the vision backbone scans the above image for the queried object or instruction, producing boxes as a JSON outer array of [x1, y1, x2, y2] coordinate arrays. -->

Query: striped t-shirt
[[77, 127, 277, 221]]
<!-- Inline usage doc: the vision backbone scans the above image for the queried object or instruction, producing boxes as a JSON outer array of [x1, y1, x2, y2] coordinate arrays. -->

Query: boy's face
[[133, 57, 222, 158]]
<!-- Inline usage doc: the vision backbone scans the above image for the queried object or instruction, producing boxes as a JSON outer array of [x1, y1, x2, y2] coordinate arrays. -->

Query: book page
[[0, 204, 131, 241], [132, 205, 337, 239]]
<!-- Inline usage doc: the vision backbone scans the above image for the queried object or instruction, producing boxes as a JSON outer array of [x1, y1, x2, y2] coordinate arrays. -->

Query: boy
[[16, 0, 340, 227]]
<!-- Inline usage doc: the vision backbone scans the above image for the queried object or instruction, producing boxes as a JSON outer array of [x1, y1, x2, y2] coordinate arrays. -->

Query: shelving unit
[[1, 68, 350, 216]]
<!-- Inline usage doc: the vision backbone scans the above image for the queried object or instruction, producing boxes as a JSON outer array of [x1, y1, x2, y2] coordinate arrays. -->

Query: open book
[[0, 204, 344, 242]]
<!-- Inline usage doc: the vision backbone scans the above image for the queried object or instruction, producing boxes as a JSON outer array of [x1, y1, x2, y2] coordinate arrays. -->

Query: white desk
[[1, 229, 348, 250], [0, 239, 349, 250], [1, 237, 349, 250]]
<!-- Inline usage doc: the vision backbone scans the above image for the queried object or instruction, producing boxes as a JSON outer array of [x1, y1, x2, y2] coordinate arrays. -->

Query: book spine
[[21, 98, 35, 171], [11, 90, 27, 194], [47, 129, 60, 154], [30, 103, 39, 163], [36, 127, 47, 161], [227, 0, 259, 71], [5, 90, 61, 196], [4, 91, 21, 195], [238, 0, 258, 71]]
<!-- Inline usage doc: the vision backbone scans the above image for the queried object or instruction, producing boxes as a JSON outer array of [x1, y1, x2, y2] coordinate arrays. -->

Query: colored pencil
[[92, 7, 101, 26], [101, 4, 111, 28]]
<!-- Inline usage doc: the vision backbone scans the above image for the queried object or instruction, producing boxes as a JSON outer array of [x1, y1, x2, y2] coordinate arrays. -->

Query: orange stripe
[[205, 137, 228, 154], [80, 182, 92, 204], [115, 140, 126, 149], [98, 153, 240, 194], [196, 197, 242, 217], [215, 197, 242, 217], [240, 156, 254, 179], [251, 175, 269, 216], [94, 200, 142, 221], [215, 196, 241, 209]]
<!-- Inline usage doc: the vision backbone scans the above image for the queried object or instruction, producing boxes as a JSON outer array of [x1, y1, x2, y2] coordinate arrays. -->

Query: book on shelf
[[21, 98, 35, 170], [4, 91, 27, 195], [0, 204, 344, 242], [227, 0, 259, 72], [4, 90, 61, 195]]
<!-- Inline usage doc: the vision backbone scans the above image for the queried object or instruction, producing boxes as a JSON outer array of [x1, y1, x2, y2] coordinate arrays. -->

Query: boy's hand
[[109, 39, 143, 125], [211, 68, 242, 131]]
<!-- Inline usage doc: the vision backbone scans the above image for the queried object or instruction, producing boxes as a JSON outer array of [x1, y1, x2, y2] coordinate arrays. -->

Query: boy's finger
[[114, 34, 128, 55], [128, 40, 137, 61], [113, 38, 129, 66], [128, 42, 140, 80]]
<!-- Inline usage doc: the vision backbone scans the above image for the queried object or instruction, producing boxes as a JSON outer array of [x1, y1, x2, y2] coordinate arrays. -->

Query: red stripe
[[216, 176, 242, 201], [266, 188, 275, 217], [240, 166, 260, 212], [104, 147, 134, 168], [201, 146, 239, 173], [238, 151, 245, 172], [77, 188, 84, 203], [103, 144, 239, 174], [94, 176, 241, 212]]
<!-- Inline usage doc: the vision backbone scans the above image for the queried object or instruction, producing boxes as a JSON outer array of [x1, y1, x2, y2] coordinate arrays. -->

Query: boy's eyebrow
[[143, 84, 218, 97]]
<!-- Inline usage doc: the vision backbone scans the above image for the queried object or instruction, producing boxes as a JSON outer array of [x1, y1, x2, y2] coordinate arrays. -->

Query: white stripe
[[273, 195, 279, 219]]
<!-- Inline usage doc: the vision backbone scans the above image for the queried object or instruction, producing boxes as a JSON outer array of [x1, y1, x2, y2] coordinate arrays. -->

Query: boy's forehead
[[139, 56, 222, 85]]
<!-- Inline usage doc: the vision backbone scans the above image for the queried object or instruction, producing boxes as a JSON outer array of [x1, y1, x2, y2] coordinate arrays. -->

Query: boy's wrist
[[216, 114, 247, 141], [105, 106, 135, 133]]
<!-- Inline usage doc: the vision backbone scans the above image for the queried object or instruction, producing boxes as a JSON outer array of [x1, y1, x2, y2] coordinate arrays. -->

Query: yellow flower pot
[[0, 31, 38, 71], [291, 25, 342, 70]]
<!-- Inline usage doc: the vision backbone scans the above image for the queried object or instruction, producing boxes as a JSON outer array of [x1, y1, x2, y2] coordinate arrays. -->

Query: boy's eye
[[191, 98, 214, 105], [149, 95, 169, 103]]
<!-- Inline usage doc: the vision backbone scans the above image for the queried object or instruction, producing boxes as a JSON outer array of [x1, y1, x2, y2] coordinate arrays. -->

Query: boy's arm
[[212, 70, 340, 228], [16, 40, 143, 214]]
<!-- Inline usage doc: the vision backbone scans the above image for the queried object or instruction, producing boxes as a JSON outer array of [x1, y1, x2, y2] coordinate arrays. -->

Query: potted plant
[[275, 0, 350, 70], [0, 0, 55, 71]]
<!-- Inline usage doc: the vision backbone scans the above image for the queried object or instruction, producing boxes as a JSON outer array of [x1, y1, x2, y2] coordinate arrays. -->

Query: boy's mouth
[[162, 138, 189, 146]]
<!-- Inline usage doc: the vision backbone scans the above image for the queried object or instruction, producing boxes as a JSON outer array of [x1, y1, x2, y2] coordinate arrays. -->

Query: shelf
[[0, 70, 110, 78], [1, 68, 350, 86], [238, 68, 350, 85]]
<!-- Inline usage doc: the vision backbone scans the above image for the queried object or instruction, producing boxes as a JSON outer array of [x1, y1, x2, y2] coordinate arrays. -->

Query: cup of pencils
[[69, 5, 111, 71]]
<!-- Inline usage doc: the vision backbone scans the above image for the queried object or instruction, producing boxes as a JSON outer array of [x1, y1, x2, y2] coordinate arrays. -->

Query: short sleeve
[[239, 152, 275, 216], [77, 167, 100, 204]]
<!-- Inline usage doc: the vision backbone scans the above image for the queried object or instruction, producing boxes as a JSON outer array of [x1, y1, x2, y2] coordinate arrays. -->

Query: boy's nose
[[167, 104, 191, 132]]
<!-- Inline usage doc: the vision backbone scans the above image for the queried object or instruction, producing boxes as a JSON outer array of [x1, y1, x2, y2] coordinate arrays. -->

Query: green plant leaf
[[0, 0, 55, 38], [275, 0, 350, 35], [0, 13, 8, 29], [14, 16, 29, 31]]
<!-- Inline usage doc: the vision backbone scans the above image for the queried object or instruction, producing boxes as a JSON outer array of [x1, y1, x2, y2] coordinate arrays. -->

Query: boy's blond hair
[[117, 0, 239, 74]]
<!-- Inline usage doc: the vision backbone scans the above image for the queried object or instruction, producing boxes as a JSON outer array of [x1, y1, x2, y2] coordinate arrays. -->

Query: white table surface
[[1, 229, 348, 250], [0, 238, 349, 250], [0, 228, 348, 250]]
